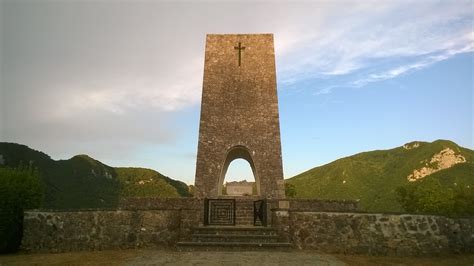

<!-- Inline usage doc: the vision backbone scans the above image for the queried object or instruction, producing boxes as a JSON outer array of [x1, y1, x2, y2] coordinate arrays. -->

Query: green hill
[[287, 140, 474, 214], [0, 143, 191, 209], [115, 167, 181, 198]]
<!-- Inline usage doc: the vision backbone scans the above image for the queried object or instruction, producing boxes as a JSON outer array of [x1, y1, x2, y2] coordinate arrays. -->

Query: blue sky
[[1, 1, 472, 184]]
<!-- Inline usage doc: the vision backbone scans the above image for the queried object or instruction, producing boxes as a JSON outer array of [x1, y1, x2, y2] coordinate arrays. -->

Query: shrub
[[0, 166, 43, 253], [285, 182, 297, 198], [396, 178, 474, 217]]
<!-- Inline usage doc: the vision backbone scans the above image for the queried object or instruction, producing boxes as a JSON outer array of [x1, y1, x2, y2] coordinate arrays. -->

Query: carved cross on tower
[[234, 42, 245, 66]]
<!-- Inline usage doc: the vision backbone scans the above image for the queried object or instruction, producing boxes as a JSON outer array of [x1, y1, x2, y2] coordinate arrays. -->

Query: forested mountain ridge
[[287, 140, 473, 215], [0, 142, 191, 209]]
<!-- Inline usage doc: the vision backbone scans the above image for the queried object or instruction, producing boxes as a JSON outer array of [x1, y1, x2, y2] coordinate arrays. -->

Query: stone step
[[176, 241, 293, 251], [192, 233, 280, 243], [178, 226, 291, 251]]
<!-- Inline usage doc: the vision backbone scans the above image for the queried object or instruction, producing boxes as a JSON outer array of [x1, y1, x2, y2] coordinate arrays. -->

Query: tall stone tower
[[194, 34, 285, 199]]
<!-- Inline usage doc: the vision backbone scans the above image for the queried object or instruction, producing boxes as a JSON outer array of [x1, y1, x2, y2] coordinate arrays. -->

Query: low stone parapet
[[21, 209, 200, 253], [272, 211, 474, 256], [22, 198, 472, 255], [279, 199, 359, 212], [119, 197, 203, 210]]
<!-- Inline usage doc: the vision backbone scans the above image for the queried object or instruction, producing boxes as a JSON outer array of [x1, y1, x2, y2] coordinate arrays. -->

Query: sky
[[1, 0, 472, 185]]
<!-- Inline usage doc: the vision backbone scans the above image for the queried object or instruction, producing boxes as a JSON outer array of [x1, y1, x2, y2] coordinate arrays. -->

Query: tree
[[396, 178, 474, 217]]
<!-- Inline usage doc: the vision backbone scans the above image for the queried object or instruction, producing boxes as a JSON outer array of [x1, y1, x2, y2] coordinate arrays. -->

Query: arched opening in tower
[[222, 159, 257, 196], [218, 146, 260, 196]]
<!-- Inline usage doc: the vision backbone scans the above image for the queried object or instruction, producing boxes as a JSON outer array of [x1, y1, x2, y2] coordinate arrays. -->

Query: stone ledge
[[270, 198, 359, 212], [119, 197, 202, 210]]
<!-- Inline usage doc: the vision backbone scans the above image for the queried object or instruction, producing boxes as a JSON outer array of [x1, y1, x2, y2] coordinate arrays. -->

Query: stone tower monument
[[194, 34, 285, 199]]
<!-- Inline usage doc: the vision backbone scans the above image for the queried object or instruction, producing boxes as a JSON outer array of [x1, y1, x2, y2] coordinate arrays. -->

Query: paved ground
[[1, 249, 473, 265]]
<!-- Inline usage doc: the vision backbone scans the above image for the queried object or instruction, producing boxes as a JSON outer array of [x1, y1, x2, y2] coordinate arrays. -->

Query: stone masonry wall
[[284, 199, 359, 212], [21, 209, 200, 253], [119, 198, 203, 211], [121, 197, 359, 226], [273, 211, 474, 256], [23, 198, 473, 255], [195, 34, 285, 198]]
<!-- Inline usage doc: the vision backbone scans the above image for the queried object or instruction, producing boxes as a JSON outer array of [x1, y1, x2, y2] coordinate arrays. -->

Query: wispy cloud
[[276, 1, 473, 93], [54, 62, 203, 117], [349, 38, 474, 89]]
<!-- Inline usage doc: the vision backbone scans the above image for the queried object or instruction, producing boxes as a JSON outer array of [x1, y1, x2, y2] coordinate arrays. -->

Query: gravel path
[[124, 251, 345, 266], [1, 249, 473, 265]]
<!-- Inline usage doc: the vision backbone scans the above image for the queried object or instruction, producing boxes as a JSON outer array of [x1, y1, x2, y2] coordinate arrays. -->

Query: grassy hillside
[[287, 140, 473, 213], [115, 167, 180, 198], [0, 143, 191, 209]]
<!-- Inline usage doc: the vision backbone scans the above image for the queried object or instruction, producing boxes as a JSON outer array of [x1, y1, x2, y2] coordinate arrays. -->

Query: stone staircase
[[177, 226, 292, 251]]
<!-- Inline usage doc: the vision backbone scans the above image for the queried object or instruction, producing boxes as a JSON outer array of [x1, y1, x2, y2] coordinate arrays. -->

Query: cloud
[[1, 0, 472, 175], [54, 65, 202, 116], [1, 1, 208, 162], [276, 1, 473, 92], [349, 39, 474, 88]]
